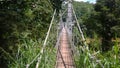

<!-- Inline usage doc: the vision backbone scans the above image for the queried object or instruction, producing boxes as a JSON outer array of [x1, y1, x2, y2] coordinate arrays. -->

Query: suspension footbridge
[[26, 0, 88, 68]]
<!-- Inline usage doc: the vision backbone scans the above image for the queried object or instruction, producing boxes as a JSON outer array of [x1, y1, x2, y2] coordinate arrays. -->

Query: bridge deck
[[55, 27, 75, 68]]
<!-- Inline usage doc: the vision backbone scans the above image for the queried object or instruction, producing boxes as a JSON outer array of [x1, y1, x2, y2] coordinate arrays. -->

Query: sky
[[74, 0, 96, 3]]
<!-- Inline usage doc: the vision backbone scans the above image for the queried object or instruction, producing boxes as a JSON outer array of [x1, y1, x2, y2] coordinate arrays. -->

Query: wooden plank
[[55, 27, 75, 68]]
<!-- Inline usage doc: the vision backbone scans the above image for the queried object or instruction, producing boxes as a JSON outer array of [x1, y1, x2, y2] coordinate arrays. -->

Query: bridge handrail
[[26, 9, 56, 68], [35, 9, 56, 68], [72, 5, 88, 50]]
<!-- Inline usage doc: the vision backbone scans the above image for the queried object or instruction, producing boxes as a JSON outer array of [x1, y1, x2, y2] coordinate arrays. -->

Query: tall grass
[[8, 21, 57, 68], [74, 33, 120, 68]]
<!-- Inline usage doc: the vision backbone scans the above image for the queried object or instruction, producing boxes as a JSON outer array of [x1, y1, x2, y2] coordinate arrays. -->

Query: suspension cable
[[72, 5, 88, 50], [26, 9, 56, 68], [35, 9, 56, 68], [55, 45, 67, 68], [61, 8, 67, 17]]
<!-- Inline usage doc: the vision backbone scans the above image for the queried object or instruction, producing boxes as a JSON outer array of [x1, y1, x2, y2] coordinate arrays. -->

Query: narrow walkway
[[55, 27, 75, 68]]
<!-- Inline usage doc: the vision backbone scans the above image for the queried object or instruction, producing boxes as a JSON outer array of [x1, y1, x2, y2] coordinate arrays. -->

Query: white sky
[[74, 0, 96, 3]]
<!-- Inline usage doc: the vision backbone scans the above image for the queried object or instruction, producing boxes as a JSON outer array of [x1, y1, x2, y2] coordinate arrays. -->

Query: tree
[[94, 0, 120, 51], [0, 0, 54, 67], [50, 0, 62, 14], [73, 1, 95, 37]]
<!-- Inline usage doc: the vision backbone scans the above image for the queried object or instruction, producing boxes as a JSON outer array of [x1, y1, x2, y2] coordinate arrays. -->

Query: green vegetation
[[0, 0, 59, 67], [73, 1, 120, 68], [74, 34, 120, 68], [0, 0, 120, 68], [94, 0, 120, 51]]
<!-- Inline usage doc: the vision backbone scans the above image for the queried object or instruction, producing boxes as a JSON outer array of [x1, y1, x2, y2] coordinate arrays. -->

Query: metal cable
[[72, 4, 88, 50], [35, 9, 56, 68], [26, 9, 56, 68]]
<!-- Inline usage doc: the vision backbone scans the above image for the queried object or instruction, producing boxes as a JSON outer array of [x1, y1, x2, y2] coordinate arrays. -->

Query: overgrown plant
[[75, 36, 120, 68]]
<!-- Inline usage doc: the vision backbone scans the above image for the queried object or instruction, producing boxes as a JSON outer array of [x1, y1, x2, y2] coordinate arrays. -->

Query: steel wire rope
[[55, 10, 74, 67], [65, 0, 80, 59], [26, 9, 56, 68], [73, 26, 81, 56], [55, 10, 66, 47], [71, 5, 93, 62], [55, 12, 66, 67], [66, 27, 76, 56], [72, 4, 104, 68], [55, 29, 63, 68], [35, 9, 56, 68], [55, 9, 67, 48], [71, 4, 88, 50], [65, 27, 77, 68], [55, 28, 63, 48], [71, 5, 93, 67], [55, 10, 67, 68], [55, 27, 69, 68], [47, 18, 58, 67], [73, 25, 85, 51], [61, 8, 68, 17], [57, 45, 67, 68]]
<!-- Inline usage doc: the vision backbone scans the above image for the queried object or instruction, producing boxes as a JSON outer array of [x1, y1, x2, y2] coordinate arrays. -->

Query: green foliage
[[8, 38, 56, 68], [7, 19, 57, 68], [73, 1, 94, 24], [94, 0, 120, 51], [73, 0, 120, 51], [50, 0, 62, 13], [73, 1, 120, 67], [0, 0, 58, 67], [73, 1, 95, 38], [75, 35, 120, 68]]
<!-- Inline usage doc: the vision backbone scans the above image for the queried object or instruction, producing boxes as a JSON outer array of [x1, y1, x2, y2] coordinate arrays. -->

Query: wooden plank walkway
[[55, 27, 75, 68]]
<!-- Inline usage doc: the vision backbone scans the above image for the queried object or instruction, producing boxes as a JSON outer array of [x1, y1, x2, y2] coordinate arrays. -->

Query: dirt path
[[55, 27, 75, 68]]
